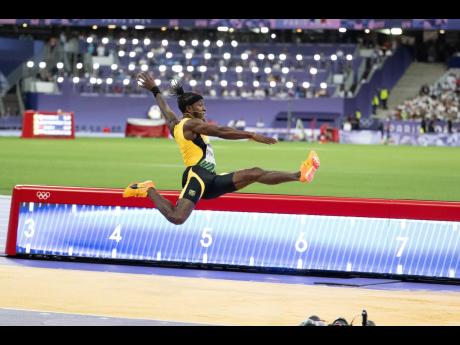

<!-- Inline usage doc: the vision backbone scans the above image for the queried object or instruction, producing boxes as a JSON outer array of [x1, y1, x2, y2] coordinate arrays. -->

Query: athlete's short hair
[[170, 79, 203, 113]]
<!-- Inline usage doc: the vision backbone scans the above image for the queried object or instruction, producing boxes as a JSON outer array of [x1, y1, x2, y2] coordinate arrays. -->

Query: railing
[[16, 83, 25, 115], [5, 63, 27, 95], [356, 55, 367, 83], [344, 69, 354, 95], [3, 44, 46, 100], [353, 54, 389, 97]]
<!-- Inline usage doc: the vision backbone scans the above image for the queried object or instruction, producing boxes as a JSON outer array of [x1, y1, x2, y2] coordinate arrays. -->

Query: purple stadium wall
[[26, 92, 344, 130], [0, 38, 44, 75]]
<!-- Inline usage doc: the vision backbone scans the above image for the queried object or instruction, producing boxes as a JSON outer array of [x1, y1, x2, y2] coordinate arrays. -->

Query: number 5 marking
[[200, 227, 213, 248], [395, 236, 408, 257]]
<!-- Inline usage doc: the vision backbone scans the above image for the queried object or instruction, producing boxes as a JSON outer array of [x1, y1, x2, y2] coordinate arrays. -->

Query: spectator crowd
[[391, 70, 460, 132]]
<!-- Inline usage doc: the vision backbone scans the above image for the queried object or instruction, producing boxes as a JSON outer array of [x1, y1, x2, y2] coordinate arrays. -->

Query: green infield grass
[[1, 137, 460, 201]]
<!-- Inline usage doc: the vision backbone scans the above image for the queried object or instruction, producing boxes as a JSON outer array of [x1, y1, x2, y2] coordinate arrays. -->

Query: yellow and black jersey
[[173, 118, 237, 204], [173, 118, 216, 173]]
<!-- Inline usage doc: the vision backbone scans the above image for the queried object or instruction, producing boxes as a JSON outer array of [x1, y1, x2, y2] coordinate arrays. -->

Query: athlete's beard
[[191, 111, 205, 120]]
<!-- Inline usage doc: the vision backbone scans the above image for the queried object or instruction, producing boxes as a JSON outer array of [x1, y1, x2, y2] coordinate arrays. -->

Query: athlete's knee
[[166, 198, 195, 225], [168, 212, 189, 225], [248, 167, 265, 179]]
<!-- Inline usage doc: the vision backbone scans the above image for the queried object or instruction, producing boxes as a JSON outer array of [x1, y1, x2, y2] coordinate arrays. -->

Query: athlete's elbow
[[214, 126, 233, 138], [217, 133, 229, 139], [217, 130, 234, 139], [206, 128, 223, 137]]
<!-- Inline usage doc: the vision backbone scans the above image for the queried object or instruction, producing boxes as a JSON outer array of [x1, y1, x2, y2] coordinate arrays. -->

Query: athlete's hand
[[137, 72, 156, 90], [250, 133, 278, 144]]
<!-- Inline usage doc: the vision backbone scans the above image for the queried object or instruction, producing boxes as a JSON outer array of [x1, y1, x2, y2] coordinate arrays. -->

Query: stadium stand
[[392, 69, 460, 121], [0, 21, 459, 136], [388, 69, 460, 134], [15, 32, 409, 131]]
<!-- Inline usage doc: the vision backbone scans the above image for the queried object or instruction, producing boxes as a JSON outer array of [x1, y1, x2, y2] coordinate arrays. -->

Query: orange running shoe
[[122, 180, 155, 198], [299, 150, 320, 183]]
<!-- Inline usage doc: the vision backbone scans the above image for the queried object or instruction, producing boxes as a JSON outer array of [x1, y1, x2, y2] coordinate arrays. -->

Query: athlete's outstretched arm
[[184, 118, 277, 144], [137, 72, 179, 133]]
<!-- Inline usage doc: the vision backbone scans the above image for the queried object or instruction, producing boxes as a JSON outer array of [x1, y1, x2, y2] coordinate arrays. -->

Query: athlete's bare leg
[[147, 188, 195, 225], [232, 167, 300, 190]]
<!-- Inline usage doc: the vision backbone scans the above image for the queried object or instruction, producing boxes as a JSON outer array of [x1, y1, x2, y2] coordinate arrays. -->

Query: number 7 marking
[[395, 236, 408, 258]]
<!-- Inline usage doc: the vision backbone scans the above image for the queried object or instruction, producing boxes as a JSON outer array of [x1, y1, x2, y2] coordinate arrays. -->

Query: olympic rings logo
[[36, 192, 51, 200]]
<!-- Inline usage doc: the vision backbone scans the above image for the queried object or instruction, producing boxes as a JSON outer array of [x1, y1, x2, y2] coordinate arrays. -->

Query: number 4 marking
[[109, 225, 122, 243], [395, 236, 408, 257]]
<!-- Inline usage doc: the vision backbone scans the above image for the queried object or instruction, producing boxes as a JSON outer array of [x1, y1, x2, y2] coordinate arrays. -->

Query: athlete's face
[[188, 100, 207, 120]]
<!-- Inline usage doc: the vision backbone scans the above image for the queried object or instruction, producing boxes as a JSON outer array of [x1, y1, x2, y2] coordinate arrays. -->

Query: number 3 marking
[[24, 218, 35, 238]]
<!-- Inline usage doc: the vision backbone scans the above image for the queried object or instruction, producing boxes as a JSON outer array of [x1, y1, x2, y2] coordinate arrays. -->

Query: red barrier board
[[6, 184, 460, 256], [125, 119, 169, 138], [22, 110, 75, 139]]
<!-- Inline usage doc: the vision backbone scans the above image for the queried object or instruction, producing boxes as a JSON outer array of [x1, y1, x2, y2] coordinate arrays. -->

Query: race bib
[[205, 144, 216, 165]]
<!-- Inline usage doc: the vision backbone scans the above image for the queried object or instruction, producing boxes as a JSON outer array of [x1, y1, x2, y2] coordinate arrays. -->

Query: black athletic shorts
[[179, 165, 237, 204]]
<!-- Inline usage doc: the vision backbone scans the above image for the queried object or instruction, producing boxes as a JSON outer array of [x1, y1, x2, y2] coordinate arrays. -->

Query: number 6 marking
[[200, 227, 213, 248], [295, 232, 308, 253]]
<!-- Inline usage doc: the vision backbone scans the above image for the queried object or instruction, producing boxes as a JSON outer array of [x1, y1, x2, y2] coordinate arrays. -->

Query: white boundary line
[[0, 306, 218, 325]]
